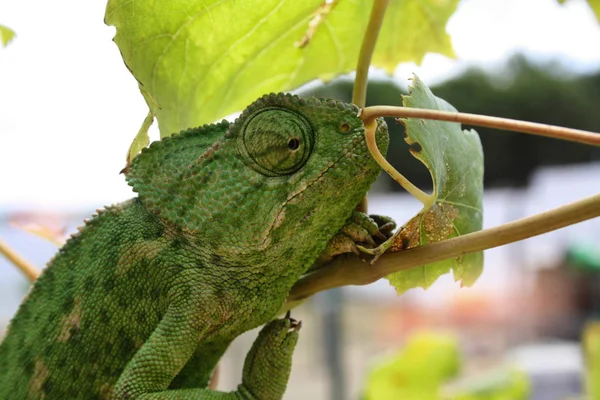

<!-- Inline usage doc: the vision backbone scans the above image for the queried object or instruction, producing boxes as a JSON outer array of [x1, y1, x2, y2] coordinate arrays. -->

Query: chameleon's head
[[127, 93, 388, 268]]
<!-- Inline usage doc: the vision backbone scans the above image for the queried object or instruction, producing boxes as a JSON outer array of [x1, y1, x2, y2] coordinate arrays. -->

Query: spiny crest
[[56, 203, 124, 257], [126, 120, 230, 176], [125, 120, 230, 202]]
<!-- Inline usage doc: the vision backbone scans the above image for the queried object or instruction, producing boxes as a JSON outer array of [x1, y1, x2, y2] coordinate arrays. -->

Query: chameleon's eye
[[241, 109, 314, 176]]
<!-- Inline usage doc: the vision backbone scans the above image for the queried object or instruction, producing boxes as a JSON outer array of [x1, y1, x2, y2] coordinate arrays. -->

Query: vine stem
[[352, 0, 390, 108], [0, 239, 39, 282], [286, 193, 600, 306], [352, 0, 390, 213], [361, 106, 600, 146]]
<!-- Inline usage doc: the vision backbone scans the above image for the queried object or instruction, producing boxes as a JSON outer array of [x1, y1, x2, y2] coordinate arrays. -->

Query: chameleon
[[0, 93, 390, 399]]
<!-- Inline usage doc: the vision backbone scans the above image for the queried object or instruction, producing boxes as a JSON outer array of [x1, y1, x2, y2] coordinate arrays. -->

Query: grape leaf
[[374, 0, 456, 73], [104, 0, 458, 149], [385, 75, 484, 294], [0, 25, 15, 47]]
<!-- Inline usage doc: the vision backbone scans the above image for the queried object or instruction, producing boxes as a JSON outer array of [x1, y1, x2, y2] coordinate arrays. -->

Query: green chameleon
[[0, 93, 390, 399]]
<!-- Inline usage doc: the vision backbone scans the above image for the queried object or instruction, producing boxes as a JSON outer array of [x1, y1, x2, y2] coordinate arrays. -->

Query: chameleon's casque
[[0, 93, 388, 399]]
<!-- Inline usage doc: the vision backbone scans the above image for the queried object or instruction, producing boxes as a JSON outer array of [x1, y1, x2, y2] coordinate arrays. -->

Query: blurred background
[[1, 0, 600, 399]]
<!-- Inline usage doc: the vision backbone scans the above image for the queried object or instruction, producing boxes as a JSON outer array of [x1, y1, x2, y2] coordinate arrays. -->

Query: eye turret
[[239, 108, 314, 176]]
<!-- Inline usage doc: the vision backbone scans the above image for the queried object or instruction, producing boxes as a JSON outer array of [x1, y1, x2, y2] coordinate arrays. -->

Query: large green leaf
[[0, 25, 15, 47], [385, 75, 484, 294], [104, 0, 458, 147], [374, 0, 456, 73]]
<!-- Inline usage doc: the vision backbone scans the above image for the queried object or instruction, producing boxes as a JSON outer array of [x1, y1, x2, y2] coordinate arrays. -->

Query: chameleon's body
[[0, 94, 389, 399]]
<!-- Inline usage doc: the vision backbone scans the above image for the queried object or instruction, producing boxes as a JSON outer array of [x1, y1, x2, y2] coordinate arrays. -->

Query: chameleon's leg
[[312, 211, 396, 268], [170, 337, 235, 389], [112, 294, 298, 399], [238, 313, 300, 400], [111, 297, 214, 399]]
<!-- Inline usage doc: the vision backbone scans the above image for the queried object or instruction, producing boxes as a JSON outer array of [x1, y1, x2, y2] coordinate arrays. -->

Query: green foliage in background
[[432, 57, 600, 185], [446, 368, 530, 400], [583, 321, 600, 398], [363, 332, 530, 400], [363, 332, 461, 400], [104, 0, 458, 159], [0, 25, 15, 47]]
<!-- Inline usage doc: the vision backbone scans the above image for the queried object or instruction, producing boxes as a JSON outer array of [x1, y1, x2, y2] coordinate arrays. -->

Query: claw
[[290, 320, 302, 332], [374, 230, 388, 241], [378, 222, 396, 235]]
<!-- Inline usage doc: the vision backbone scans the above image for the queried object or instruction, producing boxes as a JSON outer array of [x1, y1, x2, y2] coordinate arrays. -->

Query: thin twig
[[286, 193, 600, 305], [352, 0, 390, 213], [352, 0, 390, 108], [361, 106, 600, 146], [0, 239, 40, 282]]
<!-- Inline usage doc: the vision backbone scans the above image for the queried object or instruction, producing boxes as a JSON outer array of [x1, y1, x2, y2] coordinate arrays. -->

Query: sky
[[0, 0, 600, 208]]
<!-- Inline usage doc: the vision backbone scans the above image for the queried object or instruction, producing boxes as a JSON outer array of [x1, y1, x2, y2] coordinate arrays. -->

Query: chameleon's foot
[[311, 211, 396, 269], [355, 214, 397, 263], [239, 315, 300, 400]]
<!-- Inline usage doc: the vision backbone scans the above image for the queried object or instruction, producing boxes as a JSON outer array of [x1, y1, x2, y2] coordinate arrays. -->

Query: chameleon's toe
[[290, 319, 302, 332], [341, 222, 377, 247], [369, 214, 396, 239]]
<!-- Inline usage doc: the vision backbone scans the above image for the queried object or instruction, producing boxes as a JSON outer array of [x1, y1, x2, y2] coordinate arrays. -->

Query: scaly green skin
[[0, 93, 389, 399]]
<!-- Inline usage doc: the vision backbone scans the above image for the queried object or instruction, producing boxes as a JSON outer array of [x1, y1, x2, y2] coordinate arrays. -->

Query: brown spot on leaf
[[390, 217, 421, 252], [423, 203, 459, 242], [390, 203, 459, 251]]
